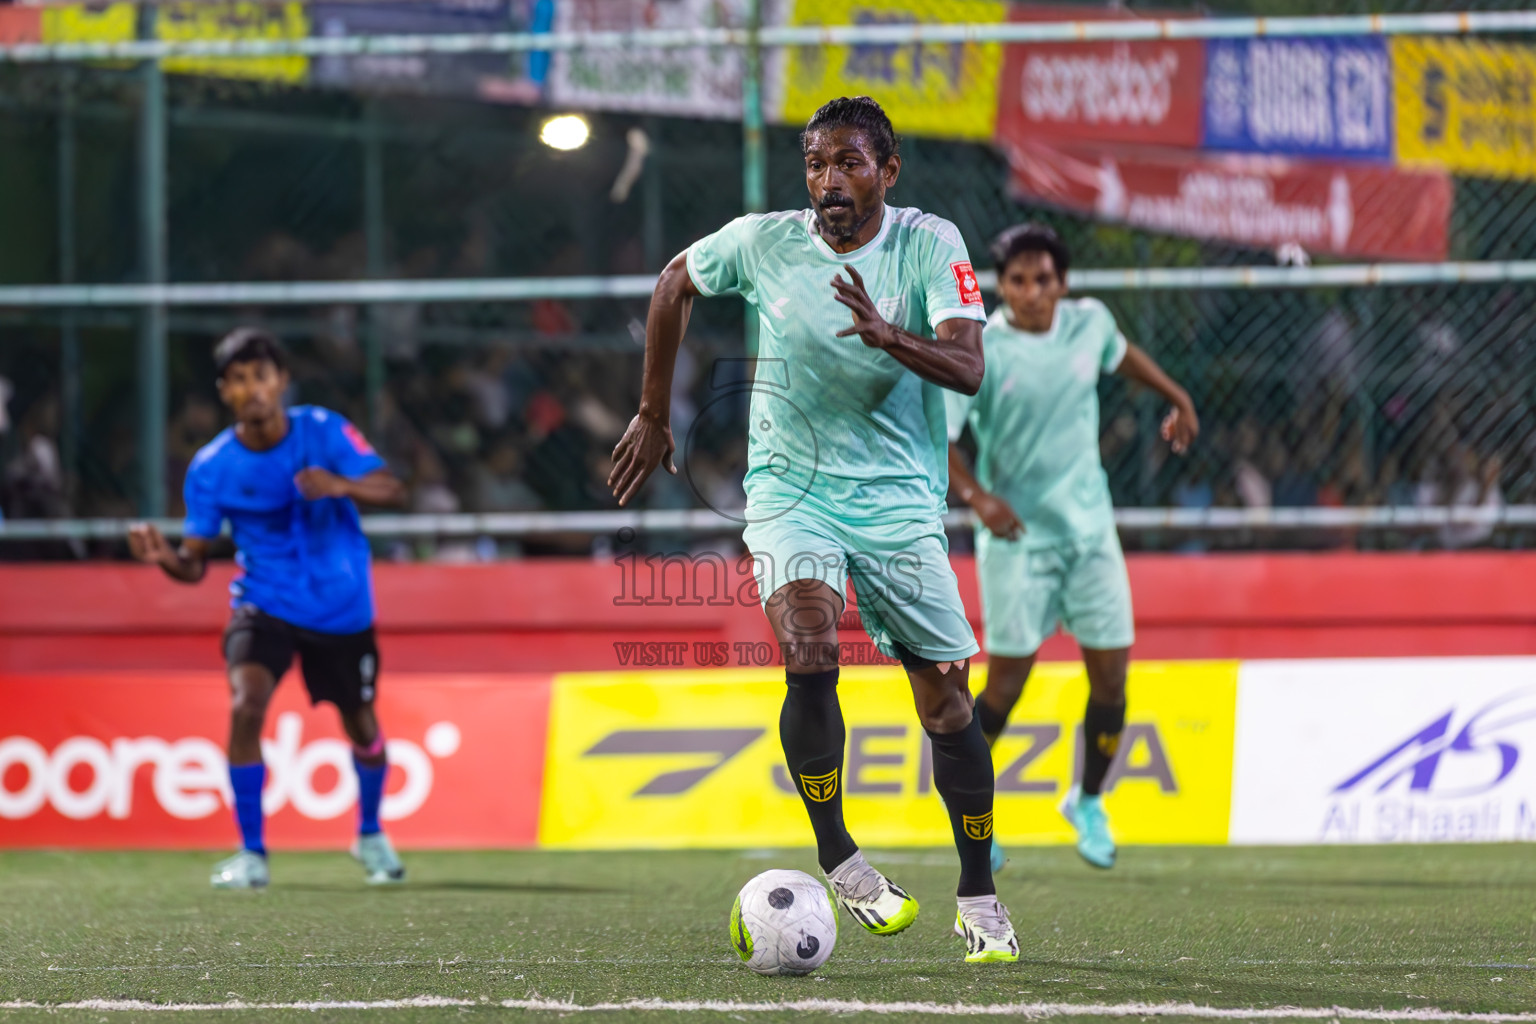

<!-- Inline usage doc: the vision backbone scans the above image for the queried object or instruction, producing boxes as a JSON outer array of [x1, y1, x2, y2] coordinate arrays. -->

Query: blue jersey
[[183, 405, 386, 635]]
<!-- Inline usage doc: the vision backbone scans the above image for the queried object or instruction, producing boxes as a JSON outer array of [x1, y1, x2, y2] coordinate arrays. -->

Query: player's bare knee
[[1089, 676, 1126, 705], [1083, 648, 1129, 705], [341, 706, 380, 749], [914, 678, 974, 734], [917, 694, 972, 734], [228, 703, 268, 746], [782, 641, 839, 674], [228, 671, 273, 725]]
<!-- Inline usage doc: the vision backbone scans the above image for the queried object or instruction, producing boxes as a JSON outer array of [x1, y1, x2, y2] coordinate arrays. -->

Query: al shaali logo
[[799, 769, 839, 803], [1335, 691, 1536, 799]]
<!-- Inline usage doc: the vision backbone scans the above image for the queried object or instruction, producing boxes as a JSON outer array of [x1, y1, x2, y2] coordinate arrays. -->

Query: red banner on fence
[[0, 6, 39, 44], [1005, 139, 1452, 260], [0, 673, 551, 849], [997, 6, 1204, 148]]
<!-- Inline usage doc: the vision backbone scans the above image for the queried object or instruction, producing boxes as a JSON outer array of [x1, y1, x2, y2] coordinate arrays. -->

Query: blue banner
[[1203, 37, 1393, 160]]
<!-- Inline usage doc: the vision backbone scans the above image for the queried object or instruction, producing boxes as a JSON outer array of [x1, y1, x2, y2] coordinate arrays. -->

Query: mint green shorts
[[975, 529, 1134, 658], [742, 510, 979, 663]]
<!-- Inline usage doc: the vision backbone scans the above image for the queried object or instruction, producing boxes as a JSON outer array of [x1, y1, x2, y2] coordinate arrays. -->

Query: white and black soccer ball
[[729, 869, 837, 976]]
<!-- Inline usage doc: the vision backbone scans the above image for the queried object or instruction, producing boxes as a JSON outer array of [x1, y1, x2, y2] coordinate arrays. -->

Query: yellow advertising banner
[[1394, 37, 1536, 180], [157, 2, 309, 84], [40, 3, 136, 45], [539, 661, 1237, 849], [778, 0, 1004, 141]]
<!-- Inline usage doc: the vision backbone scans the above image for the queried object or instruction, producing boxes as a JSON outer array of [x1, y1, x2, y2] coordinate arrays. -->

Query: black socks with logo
[[781, 668, 858, 873]]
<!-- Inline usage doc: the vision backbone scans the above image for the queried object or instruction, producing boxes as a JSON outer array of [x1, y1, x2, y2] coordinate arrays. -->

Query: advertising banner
[[1203, 37, 1393, 160], [309, 1, 541, 105], [157, 2, 310, 84], [548, 0, 758, 120], [1394, 37, 1536, 180], [38, 3, 136, 46], [1004, 138, 1451, 260], [779, 0, 1005, 140], [995, 7, 1203, 148], [538, 661, 1237, 849], [0, 6, 39, 45], [1232, 658, 1536, 845], [0, 673, 550, 849]]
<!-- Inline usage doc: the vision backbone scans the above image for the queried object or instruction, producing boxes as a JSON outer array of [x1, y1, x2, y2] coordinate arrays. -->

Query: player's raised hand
[[127, 522, 176, 566], [1160, 400, 1200, 456], [294, 466, 350, 500], [972, 492, 1024, 542], [609, 411, 676, 508], [832, 264, 896, 349]]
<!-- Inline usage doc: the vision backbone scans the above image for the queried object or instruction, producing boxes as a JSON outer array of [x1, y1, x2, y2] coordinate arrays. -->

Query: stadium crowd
[[0, 329, 1518, 556]]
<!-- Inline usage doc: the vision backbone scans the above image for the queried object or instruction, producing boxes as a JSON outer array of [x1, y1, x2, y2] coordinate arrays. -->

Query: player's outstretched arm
[[1117, 343, 1199, 455], [948, 443, 1023, 541], [609, 251, 700, 507], [832, 265, 984, 395], [294, 467, 408, 507], [127, 524, 210, 584]]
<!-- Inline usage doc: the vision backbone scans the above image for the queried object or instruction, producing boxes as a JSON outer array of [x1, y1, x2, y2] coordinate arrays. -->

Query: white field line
[[20, 957, 1535, 972], [2, 999, 1536, 1019]]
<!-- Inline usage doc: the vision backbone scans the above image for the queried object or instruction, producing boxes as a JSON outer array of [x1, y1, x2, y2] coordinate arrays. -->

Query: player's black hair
[[800, 96, 900, 165], [214, 327, 288, 379], [990, 222, 1072, 280]]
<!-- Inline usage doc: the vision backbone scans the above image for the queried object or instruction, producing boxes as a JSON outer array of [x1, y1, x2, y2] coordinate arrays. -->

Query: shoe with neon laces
[[210, 849, 268, 890], [825, 851, 918, 936], [352, 831, 405, 884], [955, 895, 1019, 963], [1060, 786, 1115, 869]]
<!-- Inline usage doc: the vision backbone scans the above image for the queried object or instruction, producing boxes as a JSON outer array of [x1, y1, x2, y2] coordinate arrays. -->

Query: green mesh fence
[[1, 3, 1535, 555]]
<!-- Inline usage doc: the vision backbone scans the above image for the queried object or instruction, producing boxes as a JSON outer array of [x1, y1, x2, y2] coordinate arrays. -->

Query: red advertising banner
[[1005, 139, 1452, 260], [996, 6, 1204, 148], [0, 6, 40, 44], [0, 672, 551, 849]]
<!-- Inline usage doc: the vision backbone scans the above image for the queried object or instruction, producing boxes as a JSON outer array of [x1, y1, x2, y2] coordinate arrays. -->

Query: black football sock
[[780, 668, 858, 873], [927, 712, 996, 898], [1081, 699, 1127, 797], [974, 695, 1009, 747]]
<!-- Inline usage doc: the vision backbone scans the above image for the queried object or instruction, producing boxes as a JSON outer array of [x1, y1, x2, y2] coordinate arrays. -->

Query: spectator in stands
[[473, 436, 543, 513], [1439, 444, 1503, 550], [1230, 418, 1270, 509], [1293, 306, 1362, 403], [166, 396, 222, 517]]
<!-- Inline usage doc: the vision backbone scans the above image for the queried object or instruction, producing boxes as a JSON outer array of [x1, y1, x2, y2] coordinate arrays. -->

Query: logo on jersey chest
[[876, 295, 907, 322]]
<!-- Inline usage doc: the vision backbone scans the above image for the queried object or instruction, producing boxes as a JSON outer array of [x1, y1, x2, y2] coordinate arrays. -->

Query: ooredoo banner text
[[0, 673, 550, 848], [996, 6, 1204, 148]]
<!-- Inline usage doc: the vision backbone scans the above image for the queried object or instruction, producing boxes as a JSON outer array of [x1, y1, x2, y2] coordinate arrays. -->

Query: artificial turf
[[0, 845, 1532, 1023]]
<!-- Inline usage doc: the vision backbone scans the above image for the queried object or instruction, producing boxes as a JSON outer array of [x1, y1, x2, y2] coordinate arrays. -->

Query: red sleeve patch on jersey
[[341, 421, 376, 456], [950, 261, 983, 306]]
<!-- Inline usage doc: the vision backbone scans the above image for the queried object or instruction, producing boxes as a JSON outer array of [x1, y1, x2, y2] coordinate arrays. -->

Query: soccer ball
[[729, 869, 838, 976]]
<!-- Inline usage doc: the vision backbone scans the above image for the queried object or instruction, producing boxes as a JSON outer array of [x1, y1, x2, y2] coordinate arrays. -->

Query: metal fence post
[[58, 68, 80, 514], [137, 8, 168, 518], [741, 0, 765, 359], [363, 99, 386, 437]]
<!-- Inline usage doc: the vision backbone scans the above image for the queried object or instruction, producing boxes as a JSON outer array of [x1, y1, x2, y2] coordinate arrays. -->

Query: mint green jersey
[[946, 299, 1128, 547], [686, 205, 987, 525]]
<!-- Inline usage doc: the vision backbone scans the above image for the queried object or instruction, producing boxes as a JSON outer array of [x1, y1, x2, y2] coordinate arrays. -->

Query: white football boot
[[825, 851, 919, 935], [955, 894, 1019, 963]]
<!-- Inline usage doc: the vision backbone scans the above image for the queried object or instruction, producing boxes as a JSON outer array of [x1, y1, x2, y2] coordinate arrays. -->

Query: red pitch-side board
[[0, 672, 550, 849], [0, 553, 1533, 673]]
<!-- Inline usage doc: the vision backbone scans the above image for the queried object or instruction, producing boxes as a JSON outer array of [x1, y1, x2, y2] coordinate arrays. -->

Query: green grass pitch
[[1, 845, 1533, 1023]]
